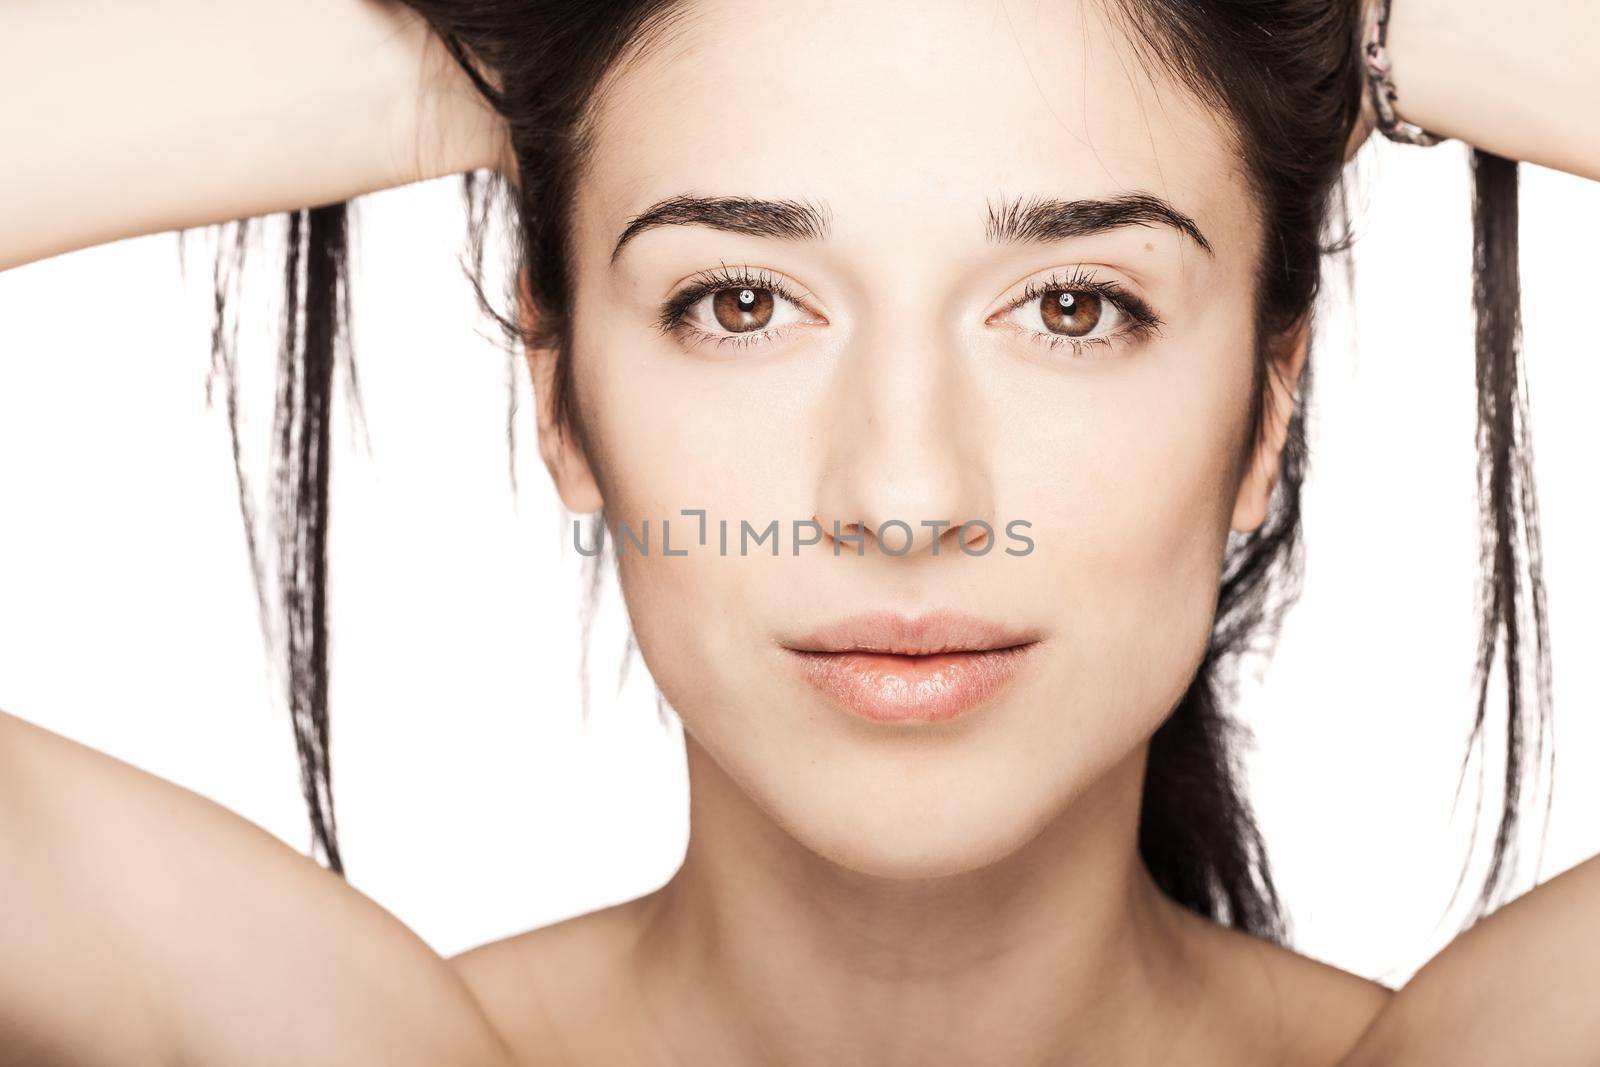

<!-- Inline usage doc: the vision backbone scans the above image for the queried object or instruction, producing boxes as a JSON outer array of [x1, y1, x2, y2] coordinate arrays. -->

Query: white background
[[1, 138, 1595, 989]]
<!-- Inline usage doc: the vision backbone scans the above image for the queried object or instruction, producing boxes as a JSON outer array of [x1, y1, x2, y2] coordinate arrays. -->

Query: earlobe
[[527, 344, 605, 515], [520, 270, 605, 515], [1230, 313, 1311, 534]]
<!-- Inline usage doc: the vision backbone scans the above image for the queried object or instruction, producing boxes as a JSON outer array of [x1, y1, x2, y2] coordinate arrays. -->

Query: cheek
[[1015, 350, 1253, 733], [572, 310, 809, 517], [568, 324, 804, 689]]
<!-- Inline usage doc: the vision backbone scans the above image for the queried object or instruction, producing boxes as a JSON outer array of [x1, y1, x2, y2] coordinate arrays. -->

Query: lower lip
[[783, 644, 1039, 724]]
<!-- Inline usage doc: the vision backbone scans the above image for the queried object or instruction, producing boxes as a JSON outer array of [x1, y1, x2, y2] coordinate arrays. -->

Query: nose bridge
[[813, 311, 996, 557]]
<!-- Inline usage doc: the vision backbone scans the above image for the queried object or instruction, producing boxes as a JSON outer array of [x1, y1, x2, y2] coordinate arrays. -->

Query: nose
[[811, 316, 997, 558]]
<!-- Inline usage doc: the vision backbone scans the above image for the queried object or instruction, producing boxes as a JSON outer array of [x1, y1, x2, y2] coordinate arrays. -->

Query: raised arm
[[1333, 1, 1599, 1060], [1335, 853, 1600, 1066], [0, 706, 517, 1067], [0, 0, 507, 273], [1352, 0, 1600, 180]]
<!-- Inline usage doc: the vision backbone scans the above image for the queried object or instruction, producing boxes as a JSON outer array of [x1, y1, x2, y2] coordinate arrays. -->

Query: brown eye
[[711, 286, 775, 332], [990, 271, 1159, 360], [1038, 289, 1103, 337]]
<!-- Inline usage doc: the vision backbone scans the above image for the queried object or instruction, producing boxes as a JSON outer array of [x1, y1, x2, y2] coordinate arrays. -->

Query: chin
[[773, 773, 1069, 882]]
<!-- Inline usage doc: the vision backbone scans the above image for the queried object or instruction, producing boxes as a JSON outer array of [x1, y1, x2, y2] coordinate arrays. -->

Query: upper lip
[[782, 609, 1042, 656]]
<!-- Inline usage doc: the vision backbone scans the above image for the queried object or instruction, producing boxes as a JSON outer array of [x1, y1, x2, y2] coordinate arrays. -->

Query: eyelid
[[655, 263, 1164, 358], [655, 264, 823, 337], [989, 266, 1157, 325], [991, 282, 1132, 337], [985, 266, 1165, 357]]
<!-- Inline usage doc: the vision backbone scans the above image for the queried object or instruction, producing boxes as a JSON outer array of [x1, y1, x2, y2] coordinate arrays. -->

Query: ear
[[1230, 312, 1311, 534], [520, 268, 604, 515]]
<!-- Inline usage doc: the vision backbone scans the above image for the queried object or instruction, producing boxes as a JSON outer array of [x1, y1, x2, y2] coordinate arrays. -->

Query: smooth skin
[[1, 1, 1597, 1065]]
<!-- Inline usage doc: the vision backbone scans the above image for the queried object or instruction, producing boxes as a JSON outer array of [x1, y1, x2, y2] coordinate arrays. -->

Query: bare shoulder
[[448, 891, 668, 1067], [1244, 933, 1395, 1066], [1337, 854, 1600, 1066], [1171, 904, 1395, 1067], [0, 705, 514, 1067]]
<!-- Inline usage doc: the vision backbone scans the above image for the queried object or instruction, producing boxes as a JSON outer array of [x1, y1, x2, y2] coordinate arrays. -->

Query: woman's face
[[533, 0, 1293, 878]]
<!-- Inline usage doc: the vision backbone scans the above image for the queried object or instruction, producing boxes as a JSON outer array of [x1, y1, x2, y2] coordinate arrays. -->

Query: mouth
[[779, 610, 1043, 724]]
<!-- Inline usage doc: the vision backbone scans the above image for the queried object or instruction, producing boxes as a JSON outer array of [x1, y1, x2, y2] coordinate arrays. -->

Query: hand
[[1344, 0, 1380, 163]]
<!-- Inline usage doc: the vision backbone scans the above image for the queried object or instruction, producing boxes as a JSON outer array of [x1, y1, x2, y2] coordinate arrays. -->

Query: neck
[[630, 735, 1215, 1066]]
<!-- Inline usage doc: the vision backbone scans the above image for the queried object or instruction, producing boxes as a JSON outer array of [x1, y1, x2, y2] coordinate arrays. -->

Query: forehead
[[577, 0, 1251, 272]]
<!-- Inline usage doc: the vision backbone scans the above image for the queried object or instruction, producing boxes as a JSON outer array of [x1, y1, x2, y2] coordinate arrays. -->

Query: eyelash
[[653, 264, 813, 352], [654, 263, 1165, 357], [997, 266, 1165, 359]]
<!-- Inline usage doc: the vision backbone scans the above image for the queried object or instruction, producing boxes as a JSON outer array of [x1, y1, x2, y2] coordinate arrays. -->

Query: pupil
[[739, 288, 755, 308], [1057, 292, 1075, 311]]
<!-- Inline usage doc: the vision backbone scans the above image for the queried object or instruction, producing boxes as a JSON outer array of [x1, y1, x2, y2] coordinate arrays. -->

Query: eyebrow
[[987, 193, 1214, 257], [609, 191, 1214, 264]]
